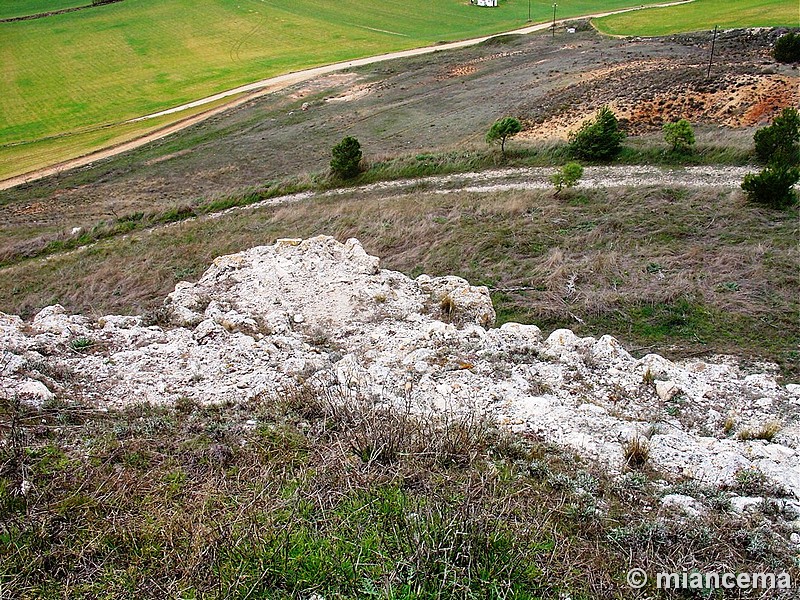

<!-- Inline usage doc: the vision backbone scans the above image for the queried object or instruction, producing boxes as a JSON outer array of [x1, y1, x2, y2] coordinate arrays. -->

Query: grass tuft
[[623, 437, 650, 470]]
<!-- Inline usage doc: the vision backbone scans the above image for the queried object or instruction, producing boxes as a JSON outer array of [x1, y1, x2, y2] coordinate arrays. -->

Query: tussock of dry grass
[[0, 185, 797, 374], [2, 379, 798, 598]]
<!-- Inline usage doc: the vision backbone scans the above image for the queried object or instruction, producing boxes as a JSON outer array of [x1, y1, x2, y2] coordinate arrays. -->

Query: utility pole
[[552, 3, 557, 38], [707, 25, 718, 79], [527, 0, 531, 22]]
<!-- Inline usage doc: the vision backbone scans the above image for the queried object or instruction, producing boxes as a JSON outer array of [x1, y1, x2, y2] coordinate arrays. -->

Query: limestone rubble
[[2, 236, 798, 499]]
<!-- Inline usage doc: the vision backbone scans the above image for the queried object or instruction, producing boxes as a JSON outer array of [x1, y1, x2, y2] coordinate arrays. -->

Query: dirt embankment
[[520, 28, 798, 139]]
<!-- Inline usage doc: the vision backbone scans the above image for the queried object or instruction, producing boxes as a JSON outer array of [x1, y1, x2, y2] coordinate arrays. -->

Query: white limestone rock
[[655, 380, 680, 402], [32, 304, 90, 337], [416, 274, 496, 327], [730, 497, 765, 514], [660, 494, 706, 517], [0, 236, 798, 500], [15, 379, 54, 408]]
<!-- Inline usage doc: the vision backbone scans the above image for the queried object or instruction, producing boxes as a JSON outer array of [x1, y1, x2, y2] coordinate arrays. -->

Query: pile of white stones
[[2, 236, 799, 504]]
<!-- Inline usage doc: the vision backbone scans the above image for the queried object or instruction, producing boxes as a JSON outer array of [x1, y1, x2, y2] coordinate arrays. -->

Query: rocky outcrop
[[2, 236, 798, 500]]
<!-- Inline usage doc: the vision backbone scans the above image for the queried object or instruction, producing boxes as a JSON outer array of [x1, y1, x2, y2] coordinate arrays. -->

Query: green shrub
[[741, 164, 799, 209], [330, 136, 363, 179], [773, 31, 800, 63], [753, 107, 800, 166], [486, 116, 523, 156], [551, 162, 584, 194], [568, 106, 625, 161], [663, 119, 695, 154]]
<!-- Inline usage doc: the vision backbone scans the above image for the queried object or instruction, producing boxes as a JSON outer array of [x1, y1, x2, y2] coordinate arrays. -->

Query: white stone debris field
[[2, 236, 799, 504]]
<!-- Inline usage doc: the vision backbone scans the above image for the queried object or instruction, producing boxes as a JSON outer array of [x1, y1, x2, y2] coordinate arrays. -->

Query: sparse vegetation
[[723, 415, 736, 435], [753, 107, 800, 166], [773, 30, 800, 63], [330, 136, 363, 179], [738, 421, 782, 442], [568, 106, 625, 162], [68, 337, 93, 351], [550, 162, 584, 194], [663, 119, 695, 154], [623, 436, 650, 469], [732, 467, 779, 496], [485, 116, 523, 157], [1, 386, 796, 598]]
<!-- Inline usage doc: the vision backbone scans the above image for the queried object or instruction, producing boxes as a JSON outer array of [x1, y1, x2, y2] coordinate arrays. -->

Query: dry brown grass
[[2, 379, 798, 598], [623, 436, 651, 470], [0, 184, 797, 373]]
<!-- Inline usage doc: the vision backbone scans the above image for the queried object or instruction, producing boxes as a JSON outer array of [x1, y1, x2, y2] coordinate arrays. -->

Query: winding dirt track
[[223, 164, 758, 218], [0, 162, 752, 274], [0, 1, 694, 191]]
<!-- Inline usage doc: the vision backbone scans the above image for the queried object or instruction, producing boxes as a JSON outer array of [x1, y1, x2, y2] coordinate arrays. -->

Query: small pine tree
[[330, 136, 363, 179], [741, 164, 799, 209], [486, 117, 523, 156], [663, 119, 695, 154], [568, 106, 625, 161], [773, 31, 800, 63], [551, 162, 584, 195], [753, 107, 800, 166]]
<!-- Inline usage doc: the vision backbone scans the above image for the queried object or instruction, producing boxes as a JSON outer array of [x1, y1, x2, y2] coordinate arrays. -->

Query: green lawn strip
[[594, 0, 797, 37], [0, 93, 246, 181]]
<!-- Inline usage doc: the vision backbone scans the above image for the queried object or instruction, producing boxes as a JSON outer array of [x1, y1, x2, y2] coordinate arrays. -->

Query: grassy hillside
[[1, 0, 660, 179], [0, 0, 646, 145], [1, 181, 796, 376], [2, 0, 795, 180], [594, 0, 797, 36]]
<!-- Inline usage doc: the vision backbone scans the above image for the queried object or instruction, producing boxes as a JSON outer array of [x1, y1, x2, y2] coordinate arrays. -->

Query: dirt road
[[0, 0, 693, 191], [217, 164, 756, 218], [0, 162, 753, 277]]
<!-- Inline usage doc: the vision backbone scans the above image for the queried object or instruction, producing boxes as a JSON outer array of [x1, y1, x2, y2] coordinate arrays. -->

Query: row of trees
[[330, 106, 798, 208], [484, 106, 798, 207], [486, 108, 697, 161]]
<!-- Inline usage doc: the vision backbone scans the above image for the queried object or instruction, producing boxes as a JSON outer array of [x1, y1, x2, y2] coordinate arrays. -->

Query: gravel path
[[207, 164, 758, 220]]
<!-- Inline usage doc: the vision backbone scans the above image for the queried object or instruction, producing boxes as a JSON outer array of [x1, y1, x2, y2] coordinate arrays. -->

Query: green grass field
[[0, 0, 649, 175], [0, 0, 86, 19], [1, 0, 796, 180], [594, 0, 798, 36]]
